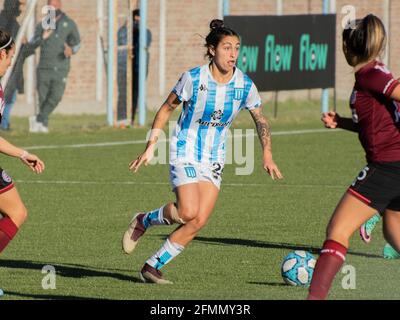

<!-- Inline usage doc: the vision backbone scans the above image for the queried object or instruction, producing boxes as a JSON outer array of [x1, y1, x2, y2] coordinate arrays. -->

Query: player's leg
[[307, 192, 377, 300], [0, 187, 28, 253], [122, 162, 202, 253], [382, 209, 400, 259], [37, 76, 67, 130], [31, 71, 51, 132], [131, 70, 139, 126], [140, 181, 219, 284], [360, 212, 381, 243], [122, 193, 196, 254]]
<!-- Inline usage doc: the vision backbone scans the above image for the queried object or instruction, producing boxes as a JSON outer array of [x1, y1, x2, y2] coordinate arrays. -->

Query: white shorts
[[169, 162, 224, 191]]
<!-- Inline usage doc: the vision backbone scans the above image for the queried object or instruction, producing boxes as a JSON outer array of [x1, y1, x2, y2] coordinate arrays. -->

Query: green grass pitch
[[0, 100, 398, 300]]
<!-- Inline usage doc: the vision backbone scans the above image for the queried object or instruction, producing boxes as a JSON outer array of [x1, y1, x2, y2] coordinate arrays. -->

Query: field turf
[[0, 99, 398, 300]]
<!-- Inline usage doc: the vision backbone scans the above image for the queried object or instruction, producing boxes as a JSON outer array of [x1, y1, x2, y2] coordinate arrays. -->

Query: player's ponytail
[[0, 29, 14, 54], [342, 14, 386, 67], [205, 19, 239, 60]]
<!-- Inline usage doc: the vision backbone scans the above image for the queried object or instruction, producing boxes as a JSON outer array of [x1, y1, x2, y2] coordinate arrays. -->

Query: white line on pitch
[[22, 128, 340, 151], [15, 180, 344, 189]]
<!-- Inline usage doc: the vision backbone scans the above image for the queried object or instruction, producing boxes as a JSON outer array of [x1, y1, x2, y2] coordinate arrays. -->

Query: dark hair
[[0, 29, 14, 54], [133, 9, 140, 18], [3, 0, 21, 14], [205, 19, 239, 60], [342, 14, 386, 67]]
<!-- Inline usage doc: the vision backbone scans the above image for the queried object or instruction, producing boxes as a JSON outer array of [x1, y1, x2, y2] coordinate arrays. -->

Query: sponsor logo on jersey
[[197, 110, 230, 127], [211, 110, 223, 121], [199, 84, 208, 92]]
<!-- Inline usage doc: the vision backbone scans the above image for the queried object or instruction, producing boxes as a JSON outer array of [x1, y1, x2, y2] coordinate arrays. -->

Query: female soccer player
[[308, 14, 400, 299], [122, 19, 283, 284], [0, 30, 45, 255]]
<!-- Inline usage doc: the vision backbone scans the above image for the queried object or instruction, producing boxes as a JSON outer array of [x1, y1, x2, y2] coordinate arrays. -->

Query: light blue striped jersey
[[170, 64, 261, 165]]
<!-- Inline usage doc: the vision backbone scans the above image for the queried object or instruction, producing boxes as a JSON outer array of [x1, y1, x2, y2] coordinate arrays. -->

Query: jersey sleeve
[[243, 82, 262, 110], [172, 72, 193, 102], [359, 66, 400, 97]]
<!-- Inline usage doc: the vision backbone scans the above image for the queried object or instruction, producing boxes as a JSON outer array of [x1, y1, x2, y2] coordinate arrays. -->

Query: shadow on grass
[[248, 281, 287, 287], [193, 236, 381, 259], [3, 291, 108, 300], [0, 259, 143, 283]]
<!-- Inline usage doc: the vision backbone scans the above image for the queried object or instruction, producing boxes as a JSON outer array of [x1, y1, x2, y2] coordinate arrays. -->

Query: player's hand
[[20, 152, 45, 174], [263, 153, 283, 180], [64, 44, 73, 58], [321, 111, 339, 129], [129, 146, 155, 173]]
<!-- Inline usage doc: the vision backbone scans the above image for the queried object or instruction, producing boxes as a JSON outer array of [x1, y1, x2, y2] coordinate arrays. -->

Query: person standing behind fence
[[29, 0, 80, 133], [0, 0, 25, 131], [131, 9, 151, 127]]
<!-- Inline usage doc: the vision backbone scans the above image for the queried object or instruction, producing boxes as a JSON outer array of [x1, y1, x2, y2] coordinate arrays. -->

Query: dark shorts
[[348, 162, 400, 212], [0, 168, 14, 195]]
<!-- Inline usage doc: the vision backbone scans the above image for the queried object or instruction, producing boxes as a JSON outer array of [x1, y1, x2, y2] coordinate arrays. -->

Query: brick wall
[[0, 0, 397, 116]]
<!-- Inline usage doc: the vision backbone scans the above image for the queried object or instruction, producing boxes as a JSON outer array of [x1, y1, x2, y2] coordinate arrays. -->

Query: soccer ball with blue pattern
[[281, 251, 316, 286]]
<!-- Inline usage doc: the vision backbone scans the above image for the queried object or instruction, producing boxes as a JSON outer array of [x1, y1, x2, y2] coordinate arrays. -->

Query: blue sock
[[146, 239, 184, 270], [142, 205, 170, 229]]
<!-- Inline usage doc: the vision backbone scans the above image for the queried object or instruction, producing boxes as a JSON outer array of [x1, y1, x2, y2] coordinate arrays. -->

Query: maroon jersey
[[351, 60, 400, 162], [0, 84, 4, 125]]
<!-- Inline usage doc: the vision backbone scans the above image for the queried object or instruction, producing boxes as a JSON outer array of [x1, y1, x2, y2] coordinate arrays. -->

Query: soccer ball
[[281, 250, 316, 286]]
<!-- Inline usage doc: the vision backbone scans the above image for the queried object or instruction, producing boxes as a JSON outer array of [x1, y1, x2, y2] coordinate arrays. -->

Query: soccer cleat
[[360, 213, 381, 244], [122, 213, 146, 254], [383, 243, 400, 259], [139, 263, 173, 284]]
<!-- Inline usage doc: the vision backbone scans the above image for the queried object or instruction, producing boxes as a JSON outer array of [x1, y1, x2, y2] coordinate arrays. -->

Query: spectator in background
[[0, 0, 26, 131], [117, 9, 152, 127], [29, 0, 80, 133]]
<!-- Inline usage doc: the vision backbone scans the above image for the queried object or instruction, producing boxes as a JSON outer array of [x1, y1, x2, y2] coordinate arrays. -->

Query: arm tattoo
[[166, 101, 176, 111], [251, 110, 271, 151]]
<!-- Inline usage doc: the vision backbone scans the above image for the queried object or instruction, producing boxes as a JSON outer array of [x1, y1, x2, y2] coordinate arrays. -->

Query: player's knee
[[7, 205, 28, 227], [18, 205, 28, 225], [177, 205, 199, 224], [192, 215, 209, 232]]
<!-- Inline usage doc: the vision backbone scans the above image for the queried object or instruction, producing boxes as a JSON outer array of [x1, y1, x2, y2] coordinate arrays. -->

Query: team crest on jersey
[[1, 170, 12, 183], [211, 110, 223, 121], [234, 88, 244, 101], [184, 166, 197, 178]]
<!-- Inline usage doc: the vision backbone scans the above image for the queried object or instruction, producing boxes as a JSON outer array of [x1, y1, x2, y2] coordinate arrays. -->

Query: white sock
[[146, 239, 184, 270], [142, 205, 170, 229]]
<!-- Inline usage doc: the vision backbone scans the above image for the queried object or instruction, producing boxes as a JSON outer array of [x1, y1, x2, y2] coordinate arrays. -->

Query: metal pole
[[159, 0, 166, 96], [138, 0, 148, 126], [96, 0, 104, 102], [26, 2, 36, 105], [383, 0, 390, 67], [107, 0, 116, 126], [276, 0, 283, 116], [218, 0, 223, 19], [321, 0, 330, 113], [223, 0, 230, 16], [276, 0, 283, 16], [330, 0, 337, 112]]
